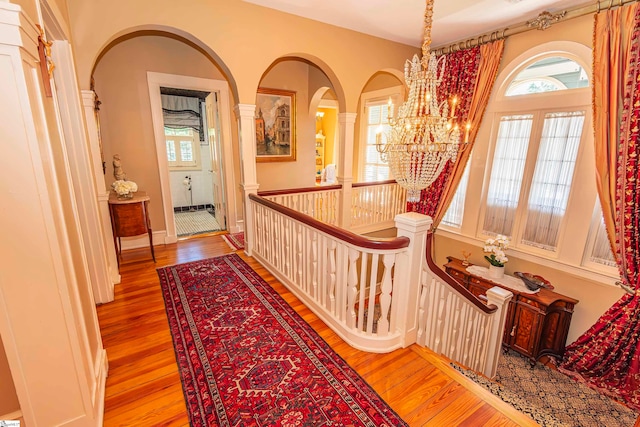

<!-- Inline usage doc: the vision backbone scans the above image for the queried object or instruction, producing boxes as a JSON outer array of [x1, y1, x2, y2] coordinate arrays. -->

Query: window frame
[[165, 127, 202, 171], [358, 86, 403, 182]]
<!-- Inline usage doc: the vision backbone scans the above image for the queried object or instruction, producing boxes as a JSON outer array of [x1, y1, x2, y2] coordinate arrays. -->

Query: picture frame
[[255, 88, 296, 162]]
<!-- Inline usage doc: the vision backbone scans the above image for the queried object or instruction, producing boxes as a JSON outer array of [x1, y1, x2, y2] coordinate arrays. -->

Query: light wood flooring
[[97, 234, 539, 426]]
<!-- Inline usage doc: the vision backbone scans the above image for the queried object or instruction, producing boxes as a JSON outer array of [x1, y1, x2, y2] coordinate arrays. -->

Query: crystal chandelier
[[377, 0, 469, 203]]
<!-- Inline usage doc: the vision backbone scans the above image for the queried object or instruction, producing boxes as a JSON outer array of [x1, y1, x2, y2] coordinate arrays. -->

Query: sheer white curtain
[[482, 115, 533, 236], [441, 155, 471, 228], [522, 111, 584, 249]]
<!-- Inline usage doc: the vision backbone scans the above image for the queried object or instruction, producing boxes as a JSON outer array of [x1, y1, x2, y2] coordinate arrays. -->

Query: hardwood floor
[[97, 234, 539, 426]]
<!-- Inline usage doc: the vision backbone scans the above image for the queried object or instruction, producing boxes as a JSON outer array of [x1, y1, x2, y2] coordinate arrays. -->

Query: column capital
[[234, 103, 256, 117], [338, 112, 358, 124]]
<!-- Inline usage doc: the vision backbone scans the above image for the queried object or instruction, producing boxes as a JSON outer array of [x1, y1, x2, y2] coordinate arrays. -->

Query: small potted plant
[[483, 234, 510, 279]]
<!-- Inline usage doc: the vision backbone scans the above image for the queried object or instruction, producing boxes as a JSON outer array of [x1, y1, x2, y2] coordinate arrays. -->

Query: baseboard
[[0, 410, 22, 421], [92, 349, 108, 426], [119, 230, 167, 251], [231, 220, 244, 234]]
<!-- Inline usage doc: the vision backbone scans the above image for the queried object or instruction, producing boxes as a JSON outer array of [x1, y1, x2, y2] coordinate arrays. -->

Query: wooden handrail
[[258, 184, 341, 197], [352, 180, 397, 188], [425, 232, 497, 314], [249, 193, 410, 250]]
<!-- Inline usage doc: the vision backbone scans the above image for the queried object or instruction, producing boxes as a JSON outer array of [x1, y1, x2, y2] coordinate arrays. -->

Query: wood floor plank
[[99, 234, 538, 426]]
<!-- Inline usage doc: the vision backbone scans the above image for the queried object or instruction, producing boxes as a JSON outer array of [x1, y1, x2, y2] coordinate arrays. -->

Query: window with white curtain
[[521, 111, 584, 249], [441, 155, 472, 228], [359, 87, 402, 182], [479, 52, 590, 255], [482, 115, 533, 236], [439, 44, 615, 279], [584, 200, 617, 269]]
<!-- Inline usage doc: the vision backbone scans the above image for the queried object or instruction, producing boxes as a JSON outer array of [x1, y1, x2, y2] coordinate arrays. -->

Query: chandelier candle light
[[376, 0, 470, 203]]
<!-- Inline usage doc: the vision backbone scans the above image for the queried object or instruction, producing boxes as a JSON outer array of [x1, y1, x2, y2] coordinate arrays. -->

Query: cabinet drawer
[[469, 276, 491, 290], [446, 268, 467, 284], [518, 296, 543, 310], [468, 283, 488, 301]]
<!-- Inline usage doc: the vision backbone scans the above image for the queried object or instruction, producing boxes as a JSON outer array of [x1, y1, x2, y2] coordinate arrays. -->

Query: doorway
[[147, 72, 238, 244], [160, 88, 226, 238]]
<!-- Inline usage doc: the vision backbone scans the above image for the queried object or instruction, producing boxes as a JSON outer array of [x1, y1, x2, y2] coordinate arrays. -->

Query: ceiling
[[242, 0, 591, 48]]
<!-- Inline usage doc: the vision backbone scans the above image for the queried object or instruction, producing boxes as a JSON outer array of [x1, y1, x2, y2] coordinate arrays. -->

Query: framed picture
[[255, 88, 296, 162]]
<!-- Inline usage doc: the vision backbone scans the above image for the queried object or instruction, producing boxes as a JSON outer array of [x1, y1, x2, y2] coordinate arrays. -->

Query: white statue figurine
[[113, 154, 126, 181]]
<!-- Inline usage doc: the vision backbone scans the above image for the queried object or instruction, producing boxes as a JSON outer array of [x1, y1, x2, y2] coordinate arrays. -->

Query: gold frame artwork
[[255, 88, 296, 162]]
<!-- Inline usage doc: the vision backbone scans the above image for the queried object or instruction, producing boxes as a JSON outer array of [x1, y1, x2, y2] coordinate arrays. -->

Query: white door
[[205, 92, 227, 229]]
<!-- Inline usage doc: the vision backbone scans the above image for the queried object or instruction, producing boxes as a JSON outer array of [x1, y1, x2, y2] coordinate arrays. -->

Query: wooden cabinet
[[108, 191, 155, 267], [315, 131, 325, 178], [444, 257, 578, 366]]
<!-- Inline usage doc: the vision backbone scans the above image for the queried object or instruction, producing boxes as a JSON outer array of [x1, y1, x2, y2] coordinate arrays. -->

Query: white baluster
[[346, 248, 359, 329], [328, 240, 336, 314]]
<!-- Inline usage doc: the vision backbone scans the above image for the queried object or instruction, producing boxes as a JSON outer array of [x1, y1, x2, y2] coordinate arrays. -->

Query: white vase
[[488, 264, 505, 280]]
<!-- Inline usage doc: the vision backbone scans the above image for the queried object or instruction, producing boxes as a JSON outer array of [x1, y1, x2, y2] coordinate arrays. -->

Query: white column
[[337, 112, 357, 228], [393, 212, 432, 346], [52, 41, 115, 304], [0, 3, 106, 426], [484, 287, 513, 378], [82, 90, 120, 286], [234, 104, 259, 255]]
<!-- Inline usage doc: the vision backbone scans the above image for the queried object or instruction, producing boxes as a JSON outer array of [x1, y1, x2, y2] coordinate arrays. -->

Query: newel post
[[484, 287, 513, 378], [394, 212, 432, 346]]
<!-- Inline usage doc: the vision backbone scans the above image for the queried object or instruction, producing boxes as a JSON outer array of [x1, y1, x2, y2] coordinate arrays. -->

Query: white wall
[[170, 144, 215, 208]]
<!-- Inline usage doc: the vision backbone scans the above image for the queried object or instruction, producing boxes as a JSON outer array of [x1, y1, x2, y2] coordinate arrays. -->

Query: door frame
[[147, 72, 237, 243]]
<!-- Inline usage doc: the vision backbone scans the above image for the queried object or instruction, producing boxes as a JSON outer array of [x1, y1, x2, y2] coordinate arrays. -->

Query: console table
[[444, 256, 578, 366], [108, 191, 155, 267]]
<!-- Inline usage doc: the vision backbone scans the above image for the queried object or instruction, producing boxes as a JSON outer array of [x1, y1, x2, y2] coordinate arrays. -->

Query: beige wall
[[256, 60, 316, 190], [66, 0, 417, 109], [93, 34, 232, 230]]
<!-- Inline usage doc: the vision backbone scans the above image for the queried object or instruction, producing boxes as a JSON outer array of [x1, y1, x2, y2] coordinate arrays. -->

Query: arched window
[[441, 41, 616, 278]]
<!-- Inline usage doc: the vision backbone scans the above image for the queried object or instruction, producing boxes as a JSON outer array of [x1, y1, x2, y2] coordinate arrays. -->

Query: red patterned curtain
[[408, 41, 504, 228], [559, 3, 640, 411]]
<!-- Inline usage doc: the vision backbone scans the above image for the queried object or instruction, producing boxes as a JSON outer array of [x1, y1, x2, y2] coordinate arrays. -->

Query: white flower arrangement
[[483, 234, 510, 267], [112, 180, 138, 197]]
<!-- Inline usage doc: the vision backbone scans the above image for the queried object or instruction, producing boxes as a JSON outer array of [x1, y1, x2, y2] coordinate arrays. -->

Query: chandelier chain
[[376, 0, 469, 203], [422, 0, 434, 58]]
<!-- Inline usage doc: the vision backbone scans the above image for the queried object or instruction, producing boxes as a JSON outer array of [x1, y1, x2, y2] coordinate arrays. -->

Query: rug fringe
[[221, 234, 237, 251]]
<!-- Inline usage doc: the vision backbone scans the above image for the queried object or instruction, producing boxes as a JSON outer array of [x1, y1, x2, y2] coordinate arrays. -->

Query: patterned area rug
[[175, 210, 222, 237], [221, 232, 245, 250], [157, 254, 407, 426], [453, 350, 638, 427]]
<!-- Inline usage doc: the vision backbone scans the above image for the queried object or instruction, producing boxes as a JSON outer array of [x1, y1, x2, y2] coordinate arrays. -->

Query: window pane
[[588, 200, 617, 267], [166, 140, 176, 162], [165, 127, 192, 136], [363, 103, 391, 182], [506, 57, 589, 96], [482, 115, 533, 236], [522, 111, 584, 250], [590, 216, 616, 266], [442, 155, 471, 228], [180, 140, 193, 161]]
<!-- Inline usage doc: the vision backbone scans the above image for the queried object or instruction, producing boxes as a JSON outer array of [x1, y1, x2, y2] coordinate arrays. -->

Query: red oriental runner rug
[[157, 254, 406, 427], [221, 232, 245, 251]]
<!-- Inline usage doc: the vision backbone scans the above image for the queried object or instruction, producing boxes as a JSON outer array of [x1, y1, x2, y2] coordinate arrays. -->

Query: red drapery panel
[[407, 41, 504, 228], [559, 4, 640, 410]]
